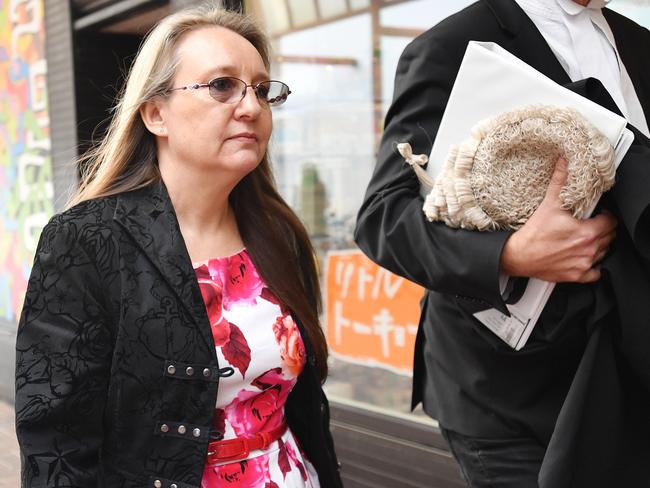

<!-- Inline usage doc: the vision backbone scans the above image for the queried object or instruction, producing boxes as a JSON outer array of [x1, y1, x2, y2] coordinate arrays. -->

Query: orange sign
[[325, 250, 425, 376]]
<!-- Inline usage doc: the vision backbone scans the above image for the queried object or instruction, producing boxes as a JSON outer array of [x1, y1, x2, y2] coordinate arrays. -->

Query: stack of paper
[[424, 41, 633, 350]]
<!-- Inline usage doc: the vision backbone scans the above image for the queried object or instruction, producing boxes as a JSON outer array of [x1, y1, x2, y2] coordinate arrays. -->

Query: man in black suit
[[354, 0, 650, 486]]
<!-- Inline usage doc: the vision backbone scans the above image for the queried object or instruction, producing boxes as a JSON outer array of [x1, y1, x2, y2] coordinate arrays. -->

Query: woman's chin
[[218, 153, 264, 174]]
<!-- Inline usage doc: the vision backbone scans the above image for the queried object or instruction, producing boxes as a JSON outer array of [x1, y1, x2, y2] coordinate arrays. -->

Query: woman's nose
[[235, 86, 264, 118]]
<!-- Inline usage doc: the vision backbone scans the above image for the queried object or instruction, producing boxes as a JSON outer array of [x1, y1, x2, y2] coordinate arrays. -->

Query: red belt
[[207, 422, 288, 464]]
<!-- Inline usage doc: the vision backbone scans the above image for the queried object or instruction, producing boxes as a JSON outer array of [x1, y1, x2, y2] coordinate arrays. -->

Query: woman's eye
[[212, 78, 235, 92], [256, 84, 270, 98]]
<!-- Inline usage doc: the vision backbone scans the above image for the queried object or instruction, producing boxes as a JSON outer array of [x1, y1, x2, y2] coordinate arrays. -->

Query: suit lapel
[[485, 1, 650, 125], [114, 181, 215, 353], [485, 0, 572, 85], [603, 8, 650, 125]]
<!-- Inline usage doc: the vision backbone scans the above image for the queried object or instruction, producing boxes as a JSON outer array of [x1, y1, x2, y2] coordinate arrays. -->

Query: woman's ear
[[140, 99, 167, 137]]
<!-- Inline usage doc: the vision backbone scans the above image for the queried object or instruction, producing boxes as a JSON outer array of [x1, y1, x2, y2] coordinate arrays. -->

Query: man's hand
[[500, 157, 617, 283]]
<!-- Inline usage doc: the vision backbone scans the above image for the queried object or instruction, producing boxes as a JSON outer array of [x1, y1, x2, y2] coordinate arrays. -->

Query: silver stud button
[[153, 480, 162, 488], [170, 485, 178, 488], [167, 364, 176, 375], [186, 366, 194, 376], [178, 425, 186, 434], [193, 428, 201, 438], [203, 368, 211, 377], [160, 424, 169, 433]]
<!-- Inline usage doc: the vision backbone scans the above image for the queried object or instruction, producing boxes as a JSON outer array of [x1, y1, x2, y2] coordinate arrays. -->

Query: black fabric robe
[[538, 80, 650, 488]]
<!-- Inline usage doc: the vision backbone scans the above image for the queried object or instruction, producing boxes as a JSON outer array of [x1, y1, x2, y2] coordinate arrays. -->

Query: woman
[[15, 4, 342, 488]]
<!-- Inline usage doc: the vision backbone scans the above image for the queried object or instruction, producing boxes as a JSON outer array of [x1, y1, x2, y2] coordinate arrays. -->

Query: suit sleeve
[[15, 217, 113, 487], [354, 33, 512, 311]]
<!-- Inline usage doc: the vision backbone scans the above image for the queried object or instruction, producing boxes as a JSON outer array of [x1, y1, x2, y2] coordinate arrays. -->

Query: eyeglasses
[[169, 76, 291, 107]]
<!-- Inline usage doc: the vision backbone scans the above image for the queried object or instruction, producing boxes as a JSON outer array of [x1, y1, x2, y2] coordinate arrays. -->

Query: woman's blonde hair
[[69, 2, 329, 381], [69, 2, 269, 207]]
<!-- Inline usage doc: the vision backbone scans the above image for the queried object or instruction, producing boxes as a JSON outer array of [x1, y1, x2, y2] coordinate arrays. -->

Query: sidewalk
[[0, 400, 20, 487]]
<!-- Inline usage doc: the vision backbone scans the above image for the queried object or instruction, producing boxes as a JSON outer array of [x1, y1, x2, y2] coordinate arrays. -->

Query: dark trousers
[[440, 427, 546, 488]]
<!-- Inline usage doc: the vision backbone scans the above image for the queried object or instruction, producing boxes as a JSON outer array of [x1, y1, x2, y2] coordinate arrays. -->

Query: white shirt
[[514, 0, 650, 136]]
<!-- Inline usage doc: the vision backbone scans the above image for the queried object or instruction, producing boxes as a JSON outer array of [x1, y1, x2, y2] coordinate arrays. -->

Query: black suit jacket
[[355, 0, 649, 445], [15, 182, 342, 488]]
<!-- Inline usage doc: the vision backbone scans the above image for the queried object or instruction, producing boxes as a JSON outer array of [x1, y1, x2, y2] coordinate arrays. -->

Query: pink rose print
[[195, 264, 230, 347], [227, 387, 283, 435], [202, 457, 268, 487], [225, 368, 295, 436], [222, 321, 252, 378], [272, 315, 306, 377], [196, 251, 310, 487], [214, 252, 264, 310], [196, 266, 224, 329], [264, 462, 279, 487], [277, 439, 291, 479], [260, 288, 288, 314], [284, 439, 308, 481], [212, 321, 231, 348]]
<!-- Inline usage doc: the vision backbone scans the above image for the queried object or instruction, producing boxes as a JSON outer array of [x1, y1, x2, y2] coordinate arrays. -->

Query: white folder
[[424, 41, 634, 350]]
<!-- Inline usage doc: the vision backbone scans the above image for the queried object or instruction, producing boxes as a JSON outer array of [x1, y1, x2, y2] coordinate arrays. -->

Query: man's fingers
[[598, 229, 616, 247], [541, 157, 569, 207], [595, 209, 618, 227], [593, 247, 609, 264], [590, 212, 618, 237], [578, 267, 602, 283], [593, 231, 616, 261], [583, 267, 602, 283]]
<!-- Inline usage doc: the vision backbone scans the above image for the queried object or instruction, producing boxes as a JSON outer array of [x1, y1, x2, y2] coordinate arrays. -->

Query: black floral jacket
[[15, 181, 342, 488]]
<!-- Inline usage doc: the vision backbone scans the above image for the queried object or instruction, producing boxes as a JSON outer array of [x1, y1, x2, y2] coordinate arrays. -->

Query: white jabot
[[514, 0, 649, 136]]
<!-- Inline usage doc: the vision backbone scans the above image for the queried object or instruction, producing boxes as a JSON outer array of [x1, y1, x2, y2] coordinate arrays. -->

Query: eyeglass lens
[[208, 77, 290, 107]]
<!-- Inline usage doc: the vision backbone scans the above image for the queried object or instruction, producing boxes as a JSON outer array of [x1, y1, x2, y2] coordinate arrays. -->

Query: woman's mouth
[[228, 132, 257, 142]]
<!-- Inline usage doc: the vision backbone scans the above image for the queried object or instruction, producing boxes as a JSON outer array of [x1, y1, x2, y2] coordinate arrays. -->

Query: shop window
[[245, 0, 650, 420], [244, 0, 474, 421]]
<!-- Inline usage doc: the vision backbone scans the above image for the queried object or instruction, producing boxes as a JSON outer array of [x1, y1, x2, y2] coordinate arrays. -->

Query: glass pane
[[244, 0, 477, 420], [349, 0, 370, 9], [317, 0, 348, 19], [287, 0, 317, 27], [268, 13, 373, 222], [380, 0, 472, 28], [380, 35, 411, 115], [258, 0, 290, 35]]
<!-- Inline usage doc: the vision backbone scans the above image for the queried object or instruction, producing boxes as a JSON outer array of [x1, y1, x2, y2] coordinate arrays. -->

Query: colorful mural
[[0, 0, 53, 322]]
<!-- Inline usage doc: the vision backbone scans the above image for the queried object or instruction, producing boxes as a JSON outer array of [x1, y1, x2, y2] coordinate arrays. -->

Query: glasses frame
[[169, 76, 291, 107]]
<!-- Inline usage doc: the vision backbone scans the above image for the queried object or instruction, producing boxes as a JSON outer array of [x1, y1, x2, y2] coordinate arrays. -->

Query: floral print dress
[[194, 249, 320, 488]]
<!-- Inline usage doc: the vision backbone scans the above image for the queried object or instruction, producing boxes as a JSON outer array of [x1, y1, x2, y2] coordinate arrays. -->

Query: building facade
[[2, 0, 650, 486]]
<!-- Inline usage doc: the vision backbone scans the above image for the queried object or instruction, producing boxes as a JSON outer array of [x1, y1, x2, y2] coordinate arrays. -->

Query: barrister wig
[[400, 105, 616, 231]]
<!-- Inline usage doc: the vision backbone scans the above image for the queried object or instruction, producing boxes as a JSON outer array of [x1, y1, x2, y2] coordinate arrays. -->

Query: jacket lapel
[[113, 181, 215, 353], [485, 0, 572, 85], [603, 8, 650, 125]]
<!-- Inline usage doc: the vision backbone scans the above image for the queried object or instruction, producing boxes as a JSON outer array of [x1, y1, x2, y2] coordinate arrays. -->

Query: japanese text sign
[[325, 250, 425, 376]]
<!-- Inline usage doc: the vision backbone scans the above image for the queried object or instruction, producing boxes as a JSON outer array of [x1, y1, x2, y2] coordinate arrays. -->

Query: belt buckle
[[207, 438, 250, 463]]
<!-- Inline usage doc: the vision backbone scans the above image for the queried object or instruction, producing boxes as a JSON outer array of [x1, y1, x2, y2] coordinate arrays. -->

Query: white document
[[424, 41, 634, 350]]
